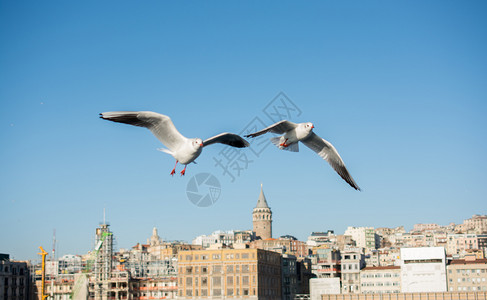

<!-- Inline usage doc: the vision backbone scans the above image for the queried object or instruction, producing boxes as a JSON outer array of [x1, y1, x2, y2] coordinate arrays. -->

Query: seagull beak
[[200, 143, 204, 147], [311, 125, 315, 129]]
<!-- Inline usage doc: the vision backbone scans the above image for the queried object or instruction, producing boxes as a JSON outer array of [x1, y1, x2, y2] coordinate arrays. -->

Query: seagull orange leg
[[180, 165, 187, 176], [280, 138, 289, 147], [170, 161, 178, 176]]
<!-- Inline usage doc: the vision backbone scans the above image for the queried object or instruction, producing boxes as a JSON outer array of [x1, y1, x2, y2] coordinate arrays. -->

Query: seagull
[[245, 120, 360, 190], [100, 111, 249, 176]]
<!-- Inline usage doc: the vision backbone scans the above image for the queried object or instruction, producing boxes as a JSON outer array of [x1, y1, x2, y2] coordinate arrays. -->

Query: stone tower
[[252, 184, 272, 240]]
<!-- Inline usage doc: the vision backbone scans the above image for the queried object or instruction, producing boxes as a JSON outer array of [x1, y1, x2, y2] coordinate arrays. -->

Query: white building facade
[[400, 247, 447, 292]]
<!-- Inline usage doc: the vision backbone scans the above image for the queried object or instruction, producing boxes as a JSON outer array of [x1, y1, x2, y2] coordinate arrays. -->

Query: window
[[213, 277, 221, 287], [227, 276, 234, 285], [226, 265, 234, 273], [213, 265, 222, 273], [242, 253, 249, 259]]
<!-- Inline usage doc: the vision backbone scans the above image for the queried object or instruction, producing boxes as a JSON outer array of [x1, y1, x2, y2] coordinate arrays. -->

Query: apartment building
[[177, 248, 281, 299], [446, 257, 487, 292], [249, 237, 308, 258], [344, 227, 379, 250], [464, 215, 487, 234], [413, 223, 440, 232], [312, 247, 340, 278], [340, 248, 365, 294], [447, 233, 480, 256], [360, 266, 401, 294], [1, 255, 30, 300]]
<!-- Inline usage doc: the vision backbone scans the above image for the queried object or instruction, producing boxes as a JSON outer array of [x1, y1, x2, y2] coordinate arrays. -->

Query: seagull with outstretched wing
[[100, 111, 249, 176], [245, 120, 360, 190]]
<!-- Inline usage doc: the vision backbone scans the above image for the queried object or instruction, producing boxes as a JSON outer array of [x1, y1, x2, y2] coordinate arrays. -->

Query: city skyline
[[1, 1, 486, 261]]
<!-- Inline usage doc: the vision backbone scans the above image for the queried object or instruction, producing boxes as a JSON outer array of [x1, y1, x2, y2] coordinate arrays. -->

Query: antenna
[[52, 229, 56, 259], [103, 208, 106, 225]]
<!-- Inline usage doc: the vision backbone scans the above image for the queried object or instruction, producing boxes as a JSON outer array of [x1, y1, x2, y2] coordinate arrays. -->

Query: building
[[319, 292, 487, 300], [463, 215, 487, 234], [360, 266, 401, 294], [311, 247, 340, 279], [447, 233, 481, 256], [413, 223, 440, 232], [282, 254, 298, 300], [344, 227, 378, 250], [177, 248, 281, 299], [364, 250, 380, 267], [377, 248, 400, 267], [252, 184, 272, 240], [446, 257, 487, 292], [306, 231, 336, 248], [309, 278, 340, 300], [249, 237, 308, 258], [280, 254, 312, 300], [91, 222, 115, 299], [193, 230, 237, 248], [400, 247, 447, 292], [130, 276, 178, 299], [340, 248, 365, 294], [0, 254, 30, 300]]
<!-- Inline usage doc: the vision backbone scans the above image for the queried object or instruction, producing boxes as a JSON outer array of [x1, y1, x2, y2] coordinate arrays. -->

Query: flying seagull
[[100, 111, 249, 176], [245, 120, 360, 190]]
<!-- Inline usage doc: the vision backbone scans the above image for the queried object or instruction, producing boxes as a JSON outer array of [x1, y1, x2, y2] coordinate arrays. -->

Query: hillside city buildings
[[2, 185, 487, 299]]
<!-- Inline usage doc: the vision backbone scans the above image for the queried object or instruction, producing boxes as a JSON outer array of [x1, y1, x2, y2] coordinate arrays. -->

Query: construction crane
[[37, 246, 48, 300]]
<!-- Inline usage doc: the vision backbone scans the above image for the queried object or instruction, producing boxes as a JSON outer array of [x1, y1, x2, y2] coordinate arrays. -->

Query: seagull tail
[[270, 136, 282, 148], [157, 148, 174, 155]]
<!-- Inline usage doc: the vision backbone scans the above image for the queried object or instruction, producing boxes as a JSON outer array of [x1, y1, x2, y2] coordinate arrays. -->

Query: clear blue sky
[[1, 1, 486, 261]]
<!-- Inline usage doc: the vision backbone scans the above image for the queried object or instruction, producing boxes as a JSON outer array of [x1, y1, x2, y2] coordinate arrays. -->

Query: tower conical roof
[[255, 183, 270, 209]]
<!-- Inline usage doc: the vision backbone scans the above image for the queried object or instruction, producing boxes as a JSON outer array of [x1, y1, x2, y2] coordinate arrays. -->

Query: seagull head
[[304, 122, 314, 131], [191, 138, 204, 149]]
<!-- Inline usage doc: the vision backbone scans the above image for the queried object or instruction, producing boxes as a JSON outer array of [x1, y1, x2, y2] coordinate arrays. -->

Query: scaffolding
[[93, 223, 113, 300]]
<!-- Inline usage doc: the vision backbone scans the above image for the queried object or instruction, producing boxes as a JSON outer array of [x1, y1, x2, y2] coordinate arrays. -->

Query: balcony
[[317, 268, 339, 272], [133, 286, 177, 291]]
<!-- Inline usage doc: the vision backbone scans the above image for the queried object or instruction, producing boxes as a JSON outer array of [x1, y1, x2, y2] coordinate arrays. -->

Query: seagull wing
[[203, 133, 250, 148], [301, 132, 361, 191], [100, 111, 186, 151], [244, 120, 298, 138]]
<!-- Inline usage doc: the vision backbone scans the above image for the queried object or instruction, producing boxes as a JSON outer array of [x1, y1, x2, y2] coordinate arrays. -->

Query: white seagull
[[245, 120, 360, 190], [100, 111, 249, 176]]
